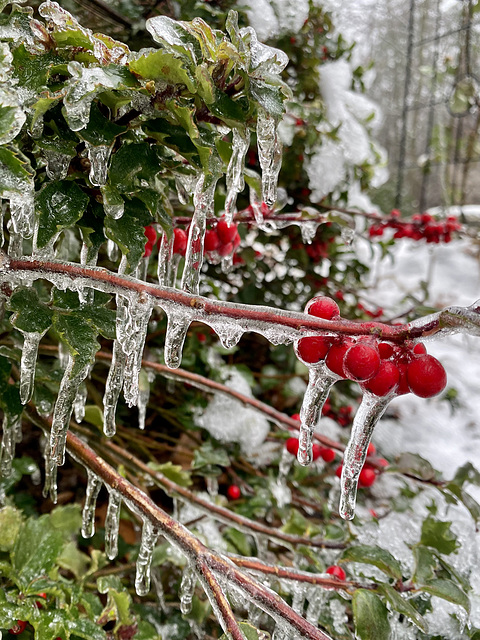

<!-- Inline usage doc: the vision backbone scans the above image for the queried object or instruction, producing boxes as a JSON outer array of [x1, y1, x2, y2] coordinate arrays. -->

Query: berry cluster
[[369, 211, 461, 243], [295, 296, 447, 399]]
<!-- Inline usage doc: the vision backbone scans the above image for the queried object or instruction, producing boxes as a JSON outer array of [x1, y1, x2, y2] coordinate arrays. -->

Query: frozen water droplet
[[105, 489, 122, 560], [82, 469, 102, 538], [300, 221, 319, 245], [107, 238, 119, 262], [44, 150, 71, 180], [298, 364, 338, 466], [225, 127, 250, 223], [103, 340, 127, 437], [179, 565, 196, 615], [135, 520, 160, 596], [257, 107, 282, 208], [19, 331, 45, 404], [102, 186, 124, 219], [164, 310, 192, 369], [340, 391, 393, 520], [85, 142, 111, 187]]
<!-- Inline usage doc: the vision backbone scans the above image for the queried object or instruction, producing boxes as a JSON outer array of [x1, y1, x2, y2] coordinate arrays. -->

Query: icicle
[[175, 174, 196, 205], [339, 391, 392, 520], [157, 231, 174, 287], [19, 331, 45, 404], [107, 238, 119, 261], [85, 142, 111, 187], [137, 369, 154, 431], [298, 364, 338, 466], [57, 341, 69, 370], [103, 340, 127, 437], [122, 295, 154, 407], [305, 586, 327, 626], [206, 476, 218, 497], [181, 173, 219, 294], [256, 107, 282, 208], [0, 413, 21, 477], [164, 309, 193, 369], [7, 221, 23, 258], [135, 520, 160, 596], [179, 565, 197, 615], [9, 190, 35, 239], [44, 150, 71, 181], [50, 356, 91, 466], [225, 127, 250, 223], [271, 445, 292, 509], [82, 469, 102, 538], [105, 489, 122, 560], [300, 221, 320, 244], [74, 382, 88, 423], [43, 440, 58, 503]]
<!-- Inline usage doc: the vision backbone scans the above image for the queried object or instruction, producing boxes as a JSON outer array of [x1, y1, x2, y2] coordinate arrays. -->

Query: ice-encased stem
[[50, 356, 91, 466], [135, 520, 160, 596], [181, 173, 219, 294], [82, 469, 102, 538], [105, 489, 122, 560], [19, 331, 45, 404], [103, 340, 127, 437], [339, 391, 393, 520], [298, 364, 338, 466], [180, 565, 197, 615], [225, 127, 250, 223], [257, 107, 282, 208], [85, 142, 111, 187], [0, 412, 21, 478], [164, 309, 192, 369]]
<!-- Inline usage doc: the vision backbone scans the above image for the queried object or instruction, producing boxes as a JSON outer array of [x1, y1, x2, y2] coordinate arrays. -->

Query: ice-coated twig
[[103, 340, 127, 437], [135, 519, 160, 596], [339, 391, 393, 520], [19, 331, 46, 404], [298, 364, 339, 466], [225, 127, 251, 224], [257, 107, 282, 208], [105, 488, 122, 560], [180, 564, 197, 615], [82, 468, 102, 538]]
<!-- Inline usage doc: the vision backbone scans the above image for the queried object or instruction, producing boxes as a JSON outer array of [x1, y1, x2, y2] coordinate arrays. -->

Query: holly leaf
[[97, 575, 135, 631], [393, 452, 439, 481], [352, 589, 390, 640], [78, 101, 127, 146], [104, 196, 152, 271], [0, 146, 33, 196], [9, 286, 53, 334], [12, 515, 64, 587], [128, 49, 196, 92], [192, 440, 230, 473], [420, 579, 470, 612], [340, 544, 403, 580], [412, 545, 437, 584], [146, 15, 202, 66], [377, 584, 428, 632], [36, 180, 89, 249], [148, 461, 192, 488], [0, 506, 23, 552], [53, 312, 99, 376], [420, 516, 459, 555]]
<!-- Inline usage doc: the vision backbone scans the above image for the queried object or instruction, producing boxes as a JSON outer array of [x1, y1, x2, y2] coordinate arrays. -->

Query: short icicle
[[19, 331, 45, 404], [339, 391, 393, 520], [82, 469, 102, 538], [74, 381, 88, 423], [225, 127, 250, 224], [43, 440, 58, 504], [105, 488, 122, 560], [103, 340, 127, 437], [163, 308, 193, 369], [137, 369, 155, 431], [298, 363, 338, 466], [135, 519, 160, 596], [256, 107, 282, 208], [179, 564, 197, 615]]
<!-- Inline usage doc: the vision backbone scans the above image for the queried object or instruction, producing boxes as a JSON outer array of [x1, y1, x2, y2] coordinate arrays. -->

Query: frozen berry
[[204, 229, 220, 252], [320, 447, 335, 463], [406, 354, 447, 398], [218, 241, 233, 257], [291, 413, 301, 421], [173, 228, 188, 256], [358, 466, 376, 488], [335, 463, 343, 478], [395, 362, 410, 396], [344, 343, 380, 381], [286, 437, 299, 456], [227, 484, 241, 500], [378, 342, 394, 359], [233, 232, 241, 250], [326, 565, 346, 580], [364, 360, 400, 396], [413, 342, 427, 355], [312, 443, 322, 461], [295, 336, 332, 364], [366, 443, 376, 457], [305, 296, 340, 319], [378, 458, 389, 467], [9, 621, 27, 635], [325, 341, 352, 378], [217, 218, 238, 244]]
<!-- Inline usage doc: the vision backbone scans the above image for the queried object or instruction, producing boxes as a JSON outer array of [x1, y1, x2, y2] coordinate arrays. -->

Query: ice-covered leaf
[[36, 180, 89, 249], [392, 452, 438, 481], [0, 146, 33, 196], [377, 584, 428, 632], [108, 141, 163, 193], [420, 516, 459, 555], [220, 622, 268, 640], [49, 504, 83, 537], [450, 461, 480, 487], [12, 515, 64, 586], [146, 15, 202, 66], [0, 88, 25, 144], [52, 313, 99, 375], [192, 440, 230, 474], [78, 101, 127, 147], [340, 544, 403, 580], [104, 197, 153, 271], [128, 49, 196, 92], [412, 545, 437, 584], [9, 287, 53, 334], [97, 575, 135, 630], [444, 483, 480, 524], [148, 461, 192, 487], [0, 505, 22, 551], [420, 579, 470, 612], [352, 589, 390, 640]]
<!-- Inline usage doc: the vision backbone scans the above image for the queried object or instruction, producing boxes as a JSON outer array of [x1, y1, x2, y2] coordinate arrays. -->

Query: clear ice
[[44, 150, 71, 181], [256, 107, 283, 208], [82, 469, 102, 538], [339, 391, 392, 520], [19, 331, 45, 404], [179, 565, 197, 615], [103, 340, 127, 437], [122, 295, 153, 407], [135, 519, 160, 596], [164, 309, 193, 369], [157, 232, 175, 287], [105, 489, 122, 560], [225, 127, 250, 223], [0, 412, 21, 478], [85, 142, 111, 187]]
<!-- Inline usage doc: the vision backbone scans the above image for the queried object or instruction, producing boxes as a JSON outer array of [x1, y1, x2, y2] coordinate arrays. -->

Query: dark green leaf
[[420, 516, 459, 555], [9, 286, 53, 334], [0, 146, 33, 196], [352, 589, 390, 640], [420, 579, 470, 612], [393, 452, 439, 481], [340, 544, 403, 580], [377, 584, 428, 632], [36, 180, 89, 249], [12, 515, 64, 587], [412, 545, 437, 584], [104, 196, 152, 270], [79, 101, 127, 146], [53, 312, 99, 375]]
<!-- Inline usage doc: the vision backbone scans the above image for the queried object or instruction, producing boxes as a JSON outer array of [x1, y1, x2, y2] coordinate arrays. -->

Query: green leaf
[[83, 404, 104, 429], [0, 146, 33, 196], [12, 515, 64, 587], [420, 579, 470, 612], [412, 545, 437, 584], [220, 622, 269, 640], [149, 461, 192, 487], [78, 200, 106, 262], [97, 575, 135, 631], [192, 440, 230, 474], [53, 312, 99, 376], [128, 49, 196, 92], [340, 544, 403, 580], [420, 516, 459, 555], [9, 286, 53, 334], [393, 452, 439, 481], [146, 15, 202, 66], [0, 94, 25, 145], [36, 180, 89, 249], [223, 528, 252, 556], [108, 142, 163, 193], [49, 504, 83, 538], [57, 540, 90, 579], [0, 505, 23, 552], [78, 101, 127, 146], [377, 584, 428, 632], [104, 197, 152, 270], [352, 589, 390, 640]]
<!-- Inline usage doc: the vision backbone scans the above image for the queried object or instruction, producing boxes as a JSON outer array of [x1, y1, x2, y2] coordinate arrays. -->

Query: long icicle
[[225, 127, 250, 224], [103, 339, 127, 437], [257, 107, 282, 208], [339, 391, 393, 520], [105, 489, 122, 560], [0, 412, 21, 478], [135, 519, 160, 596], [82, 469, 102, 538], [19, 331, 46, 405]]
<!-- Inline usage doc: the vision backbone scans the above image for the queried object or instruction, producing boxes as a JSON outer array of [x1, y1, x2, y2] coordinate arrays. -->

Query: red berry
[[378, 342, 394, 359], [407, 354, 447, 398], [144, 225, 156, 243], [413, 342, 427, 355], [320, 447, 335, 463], [227, 484, 241, 500], [305, 296, 340, 319], [378, 458, 389, 467], [217, 218, 238, 244], [335, 463, 343, 478], [9, 621, 27, 635], [218, 241, 233, 257], [326, 565, 346, 580], [358, 466, 376, 488], [286, 437, 299, 456], [364, 360, 400, 396], [173, 228, 188, 256], [204, 229, 220, 252], [325, 341, 352, 378], [291, 413, 301, 421], [312, 444, 322, 461], [344, 343, 380, 381], [395, 362, 410, 396], [367, 443, 376, 457], [295, 336, 332, 364]]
